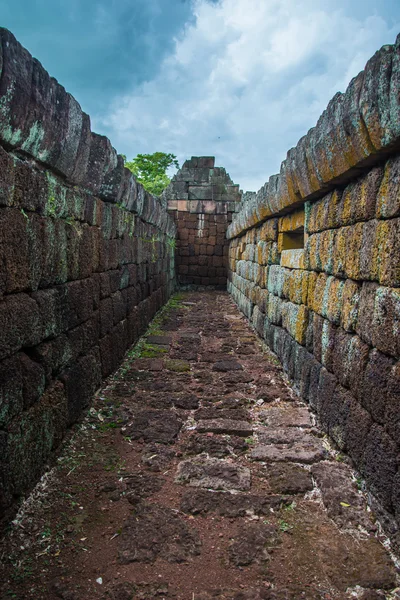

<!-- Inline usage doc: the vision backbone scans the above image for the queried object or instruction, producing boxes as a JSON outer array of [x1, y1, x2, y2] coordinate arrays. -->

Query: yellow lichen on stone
[[294, 304, 309, 345], [325, 276, 344, 325], [281, 302, 309, 345], [376, 157, 400, 219], [308, 273, 327, 314], [377, 218, 400, 286], [283, 269, 309, 305], [278, 209, 305, 233], [307, 271, 318, 304], [344, 222, 363, 280], [341, 279, 361, 332], [339, 186, 353, 225], [360, 220, 379, 281], [332, 226, 347, 277], [280, 249, 306, 270], [304, 233, 319, 271], [258, 218, 278, 242], [317, 230, 335, 274]]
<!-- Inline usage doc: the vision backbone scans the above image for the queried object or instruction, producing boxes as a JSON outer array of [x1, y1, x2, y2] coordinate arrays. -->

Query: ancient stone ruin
[[0, 26, 400, 596], [164, 157, 241, 288]]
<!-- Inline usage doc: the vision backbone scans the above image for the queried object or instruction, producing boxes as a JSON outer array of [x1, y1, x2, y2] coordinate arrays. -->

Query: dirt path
[[1, 291, 399, 600]]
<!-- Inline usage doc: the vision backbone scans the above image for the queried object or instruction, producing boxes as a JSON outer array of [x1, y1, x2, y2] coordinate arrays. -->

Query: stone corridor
[[1, 292, 398, 600]]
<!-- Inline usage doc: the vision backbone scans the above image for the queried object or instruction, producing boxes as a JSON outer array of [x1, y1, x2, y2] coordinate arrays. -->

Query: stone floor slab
[[196, 418, 253, 437], [175, 457, 251, 490], [180, 489, 287, 516], [251, 442, 327, 464], [126, 410, 182, 443], [118, 503, 201, 564], [229, 522, 279, 566], [259, 406, 312, 428], [183, 434, 248, 458], [262, 463, 314, 495]]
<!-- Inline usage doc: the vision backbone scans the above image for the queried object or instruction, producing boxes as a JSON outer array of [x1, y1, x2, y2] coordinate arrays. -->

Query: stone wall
[[165, 157, 241, 288], [0, 29, 176, 519], [227, 35, 400, 541]]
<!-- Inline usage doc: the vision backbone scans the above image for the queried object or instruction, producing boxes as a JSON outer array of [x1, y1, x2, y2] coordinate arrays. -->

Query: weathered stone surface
[[257, 428, 309, 445], [251, 438, 326, 464], [311, 461, 375, 531], [212, 360, 243, 372], [123, 472, 165, 505], [132, 358, 165, 371], [344, 399, 373, 470], [229, 523, 279, 566], [196, 419, 253, 437], [363, 424, 398, 511], [180, 489, 285, 517], [118, 503, 201, 563], [259, 407, 312, 428], [0, 29, 176, 237], [319, 384, 351, 451], [194, 407, 250, 421], [1, 381, 68, 508], [141, 444, 176, 472], [361, 349, 394, 424], [175, 457, 251, 490], [183, 433, 248, 458], [264, 463, 313, 494], [220, 371, 255, 384], [165, 359, 191, 372], [126, 410, 182, 444], [376, 154, 400, 218], [1, 289, 399, 597], [173, 394, 200, 410]]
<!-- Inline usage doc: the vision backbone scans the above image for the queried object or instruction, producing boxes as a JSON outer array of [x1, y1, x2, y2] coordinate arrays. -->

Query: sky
[[1, 0, 400, 192]]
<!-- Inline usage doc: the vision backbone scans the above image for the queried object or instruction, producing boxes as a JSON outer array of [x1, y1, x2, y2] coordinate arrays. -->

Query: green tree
[[123, 152, 179, 196]]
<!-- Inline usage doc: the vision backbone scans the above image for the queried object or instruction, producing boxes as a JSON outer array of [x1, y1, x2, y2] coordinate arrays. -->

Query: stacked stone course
[[227, 35, 400, 540], [165, 157, 241, 288], [0, 29, 176, 518]]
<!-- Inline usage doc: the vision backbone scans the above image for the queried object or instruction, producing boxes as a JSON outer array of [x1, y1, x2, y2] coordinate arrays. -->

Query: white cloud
[[100, 0, 399, 192]]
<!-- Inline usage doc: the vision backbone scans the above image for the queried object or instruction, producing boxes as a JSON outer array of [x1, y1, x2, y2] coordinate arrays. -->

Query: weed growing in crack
[[283, 501, 296, 512], [10, 557, 34, 583], [112, 292, 186, 377], [278, 519, 293, 533], [104, 457, 126, 474]]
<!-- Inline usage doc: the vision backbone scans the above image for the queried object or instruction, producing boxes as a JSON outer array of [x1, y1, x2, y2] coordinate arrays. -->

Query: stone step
[[175, 457, 251, 491], [194, 407, 250, 421], [181, 489, 288, 516], [196, 418, 253, 437], [259, 406, 312, 428], [250, 442, 327, 464]]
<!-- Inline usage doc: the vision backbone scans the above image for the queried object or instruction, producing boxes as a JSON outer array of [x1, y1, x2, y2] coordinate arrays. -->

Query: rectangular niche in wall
[[278, 208, 306, 270], [280, 229, 304, 250]]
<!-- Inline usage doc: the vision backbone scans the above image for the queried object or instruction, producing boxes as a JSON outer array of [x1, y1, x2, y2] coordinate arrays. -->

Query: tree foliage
[[123, 152, 179, 196]]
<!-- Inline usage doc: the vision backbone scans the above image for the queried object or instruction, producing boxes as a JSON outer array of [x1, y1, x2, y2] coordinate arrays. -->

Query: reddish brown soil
[[0, 291, 399, 600]]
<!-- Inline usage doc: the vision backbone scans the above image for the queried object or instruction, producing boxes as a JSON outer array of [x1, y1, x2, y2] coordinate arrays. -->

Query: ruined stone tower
[[164, 157, 241, 288]]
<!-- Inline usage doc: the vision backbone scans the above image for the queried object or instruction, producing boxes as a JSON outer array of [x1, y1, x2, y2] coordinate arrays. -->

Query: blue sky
[[1, 0, 400, 191]]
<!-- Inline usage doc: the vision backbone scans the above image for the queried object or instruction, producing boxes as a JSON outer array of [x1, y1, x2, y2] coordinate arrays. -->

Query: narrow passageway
[[1, 292, 398, 600]]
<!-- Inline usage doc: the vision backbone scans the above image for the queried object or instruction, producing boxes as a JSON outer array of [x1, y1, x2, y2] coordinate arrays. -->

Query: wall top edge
[[0, 27, 175, 237], [227, 32, 400, 240]]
